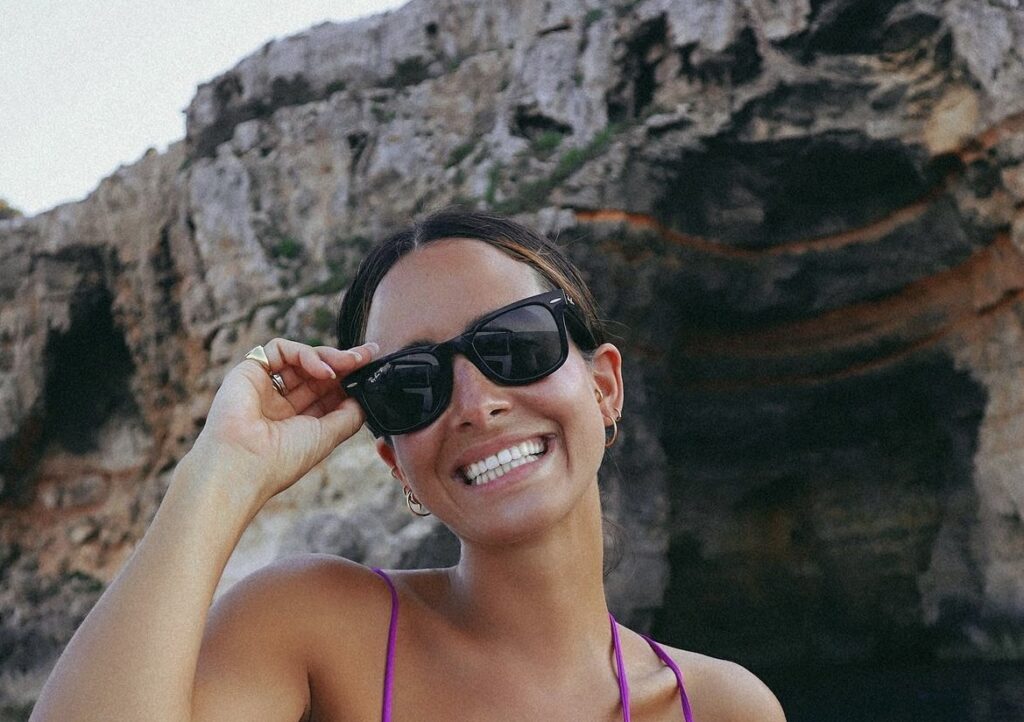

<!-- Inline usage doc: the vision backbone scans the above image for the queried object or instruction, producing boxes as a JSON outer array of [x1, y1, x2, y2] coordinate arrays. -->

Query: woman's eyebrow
[[394, 338, 435, 352], [391, 308, 496, 354]]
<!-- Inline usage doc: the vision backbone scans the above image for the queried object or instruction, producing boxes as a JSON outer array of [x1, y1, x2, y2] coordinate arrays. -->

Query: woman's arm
[[30, 340, 377, 722], [31, 454, 283, 722]]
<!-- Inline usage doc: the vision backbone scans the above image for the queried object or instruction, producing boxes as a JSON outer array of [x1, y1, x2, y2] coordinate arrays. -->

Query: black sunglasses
[[342, 289, 597, 436]]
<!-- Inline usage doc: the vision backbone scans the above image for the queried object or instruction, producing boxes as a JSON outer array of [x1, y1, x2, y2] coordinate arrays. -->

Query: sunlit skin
[[31, 237, 786, 721]]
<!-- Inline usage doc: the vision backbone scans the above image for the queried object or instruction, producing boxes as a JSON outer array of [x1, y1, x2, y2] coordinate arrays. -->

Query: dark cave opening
[[651, 352, 987, 670], [802, 0, 905, 55], [42, 285, 138, 455], [510, 107, 573, 141], [0, 282, 138, 505], [679, 27, 763, 86], [347, 132, 369, 173], [652, 131, 936, 248], [777, 0, 944, 61], [607, 14, 667, 125]]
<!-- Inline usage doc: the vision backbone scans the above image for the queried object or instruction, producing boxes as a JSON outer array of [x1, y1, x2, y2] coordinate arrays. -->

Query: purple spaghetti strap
[[609, 614, 631, 722], [641, 634, 695, 722], [372, 568, 399, 722]]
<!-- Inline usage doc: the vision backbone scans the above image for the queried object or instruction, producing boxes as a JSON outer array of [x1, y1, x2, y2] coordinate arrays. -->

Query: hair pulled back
[[335, 209, 607, 352]]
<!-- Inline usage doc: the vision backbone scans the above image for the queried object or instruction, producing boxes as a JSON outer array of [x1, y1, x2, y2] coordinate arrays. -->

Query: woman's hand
[[187, 338, 379, 508]]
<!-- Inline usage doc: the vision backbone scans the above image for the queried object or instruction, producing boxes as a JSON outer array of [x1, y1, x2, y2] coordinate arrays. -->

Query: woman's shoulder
[[662, 644, 787, 722], [205, 555, 396, 652], [219, 553, 393, 607], [195, 556, 403, 719], [235, 552, 384, 590]]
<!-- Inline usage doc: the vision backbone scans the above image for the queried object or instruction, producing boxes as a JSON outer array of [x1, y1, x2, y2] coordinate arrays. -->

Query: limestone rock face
[[4, 0, 1024, 716]]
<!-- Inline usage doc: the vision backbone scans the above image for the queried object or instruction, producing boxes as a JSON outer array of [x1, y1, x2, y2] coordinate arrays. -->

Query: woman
[[32, 210, 785, 721]]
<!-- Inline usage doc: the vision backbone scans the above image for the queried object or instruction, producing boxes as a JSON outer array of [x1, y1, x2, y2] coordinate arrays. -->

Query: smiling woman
[[30, 209, 786, 721]]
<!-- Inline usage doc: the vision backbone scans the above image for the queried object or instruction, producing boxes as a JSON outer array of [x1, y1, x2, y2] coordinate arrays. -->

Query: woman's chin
[[453, 484, 596, 550]]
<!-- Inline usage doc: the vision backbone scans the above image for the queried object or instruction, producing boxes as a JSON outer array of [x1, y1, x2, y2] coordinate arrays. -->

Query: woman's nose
[[447, 355, 511, 428]]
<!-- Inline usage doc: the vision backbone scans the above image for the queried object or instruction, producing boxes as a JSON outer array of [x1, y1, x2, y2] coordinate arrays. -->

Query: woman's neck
[[444, 482, 611, 667]]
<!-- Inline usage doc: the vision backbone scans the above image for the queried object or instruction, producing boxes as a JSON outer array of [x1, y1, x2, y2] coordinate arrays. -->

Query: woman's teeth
[[461, 439, 546, 485]]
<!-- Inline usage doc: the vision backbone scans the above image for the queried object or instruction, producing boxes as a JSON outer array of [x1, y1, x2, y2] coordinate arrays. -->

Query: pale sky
[[1, 0, 409, 217]]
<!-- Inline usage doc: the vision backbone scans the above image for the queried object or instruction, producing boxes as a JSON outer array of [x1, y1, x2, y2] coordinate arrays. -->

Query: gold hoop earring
[[595, 388, 620, 447], [392, 468, 431, 517], [603, 409, 622, 448], [604, 415, 619, 448], [403, 485, 431, 517]]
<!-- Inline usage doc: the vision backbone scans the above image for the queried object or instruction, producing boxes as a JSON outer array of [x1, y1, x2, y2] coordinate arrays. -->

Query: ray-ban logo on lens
[[368, 362, 392, 384]]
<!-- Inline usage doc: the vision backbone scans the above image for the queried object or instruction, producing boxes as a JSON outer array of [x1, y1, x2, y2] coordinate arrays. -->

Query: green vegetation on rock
[[312, 306, 335, 333], [583, 8, 604, 30], [490, 123, 623, 214], [447, 139, 478, 168], [485, 162, 504, 205], [531, 130, 565, 157], [389, 56, 431, 88], [270, 234, 302, 260]]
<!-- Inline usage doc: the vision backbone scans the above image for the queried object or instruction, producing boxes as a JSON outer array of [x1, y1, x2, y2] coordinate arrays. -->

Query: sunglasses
[[342, 289, 597, 436]]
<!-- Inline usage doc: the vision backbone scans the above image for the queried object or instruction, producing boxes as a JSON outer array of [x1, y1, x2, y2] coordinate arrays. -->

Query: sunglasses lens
[[361, 352, 446, 432], [474, 304, 564, 381]]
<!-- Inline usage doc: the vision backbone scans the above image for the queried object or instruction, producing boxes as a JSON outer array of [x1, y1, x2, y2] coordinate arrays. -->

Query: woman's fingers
[[256, 339, 378, 417], [270, 348, 362, 393], [264, 339, 337, 381], [313, 397, 367, 451], [315, 343, 380, 376], [263, 339, 378, 380], [297, 384, 346, 418], [277, 377, 333, 417]]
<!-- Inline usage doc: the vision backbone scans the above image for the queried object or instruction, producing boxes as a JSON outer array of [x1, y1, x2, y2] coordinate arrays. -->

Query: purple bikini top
[[372, 568, 694, 722]]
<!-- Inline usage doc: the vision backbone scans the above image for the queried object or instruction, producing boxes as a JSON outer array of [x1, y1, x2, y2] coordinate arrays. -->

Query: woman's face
[[364, 238, 622, 546]]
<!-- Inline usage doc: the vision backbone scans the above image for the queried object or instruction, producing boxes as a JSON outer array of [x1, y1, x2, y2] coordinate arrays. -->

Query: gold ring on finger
[[271, 372, 287, 395], [244, 345, 272, 374]]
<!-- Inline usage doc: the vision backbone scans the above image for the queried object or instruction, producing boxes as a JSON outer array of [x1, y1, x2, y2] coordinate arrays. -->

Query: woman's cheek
[[540, 363, 606, 466]]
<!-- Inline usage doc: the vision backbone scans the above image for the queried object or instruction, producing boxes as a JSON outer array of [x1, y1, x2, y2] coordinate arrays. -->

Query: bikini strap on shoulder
[[372, 568, 399, 722], [640, 634, 694, 722]]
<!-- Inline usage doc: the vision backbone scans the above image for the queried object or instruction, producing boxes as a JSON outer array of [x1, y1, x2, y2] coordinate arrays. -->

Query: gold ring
[[244, 345, 272, 373], [270, 372, 287, 395]]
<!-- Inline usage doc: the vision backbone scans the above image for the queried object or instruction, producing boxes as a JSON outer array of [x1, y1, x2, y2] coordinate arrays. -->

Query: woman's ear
[[376, 438, 403, 484], [590, 342, 624, 421]]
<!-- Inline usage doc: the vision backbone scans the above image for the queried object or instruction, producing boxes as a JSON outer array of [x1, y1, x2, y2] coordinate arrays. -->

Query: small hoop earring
[[595, 388, 619, 447], [392, 468, 431, 517], [605, 415, 619, 448], [403, 485, 431, 517]]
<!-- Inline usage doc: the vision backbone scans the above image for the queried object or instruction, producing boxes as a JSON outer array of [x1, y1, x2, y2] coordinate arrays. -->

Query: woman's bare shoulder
[[208, 554, 391, 634], [194, 556, 395, 721], [663, 645, 787, 722], [224, 553, 384, 596], [200, 554, 395, 678]]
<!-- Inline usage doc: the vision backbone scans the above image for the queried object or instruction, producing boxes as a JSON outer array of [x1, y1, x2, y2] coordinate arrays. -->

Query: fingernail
[[322, 361, 336, 378], [365, 342, 379, 355]]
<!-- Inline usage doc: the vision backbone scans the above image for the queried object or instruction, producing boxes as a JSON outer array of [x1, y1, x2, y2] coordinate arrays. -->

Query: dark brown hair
[[335, 208, 607, 351]]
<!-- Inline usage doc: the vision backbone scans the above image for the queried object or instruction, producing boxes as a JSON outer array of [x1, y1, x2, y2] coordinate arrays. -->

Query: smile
[[459, 438, 548, 486]]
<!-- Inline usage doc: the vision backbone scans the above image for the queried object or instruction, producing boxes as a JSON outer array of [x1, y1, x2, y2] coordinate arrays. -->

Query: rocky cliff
[[3, 0, 1024, 717]]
